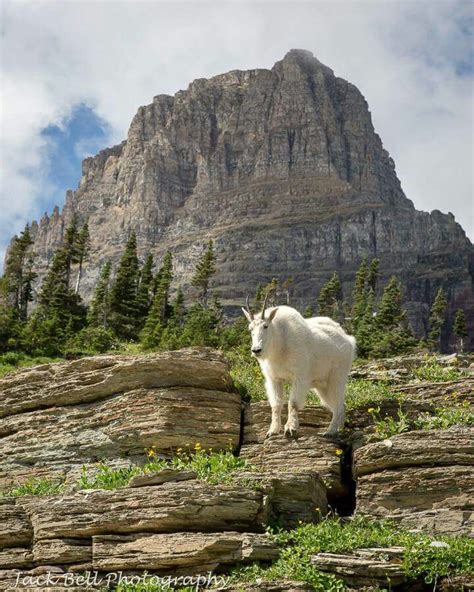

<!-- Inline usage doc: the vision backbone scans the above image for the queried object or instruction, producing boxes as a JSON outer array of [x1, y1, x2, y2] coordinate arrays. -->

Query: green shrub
[[412, 357, 463, 382], [345, 379, 397, 411], [229, 516, 474, 589], [2, 477, 64, 497], [414, 403, 474, 430], [64, 326, 119, 355], [225, 345, 265, 402]]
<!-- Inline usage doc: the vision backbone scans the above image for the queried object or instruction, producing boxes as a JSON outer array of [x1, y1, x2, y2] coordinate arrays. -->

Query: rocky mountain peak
[[10, 50, 474, 345]]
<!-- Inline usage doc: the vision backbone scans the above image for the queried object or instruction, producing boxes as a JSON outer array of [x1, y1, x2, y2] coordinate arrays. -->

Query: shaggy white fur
[[242, 305, 356, 438]]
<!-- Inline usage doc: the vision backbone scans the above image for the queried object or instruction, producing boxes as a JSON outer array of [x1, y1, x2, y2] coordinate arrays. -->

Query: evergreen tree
[[108, 232, 140, 339], [73, 223, 90, 294], [367, 258, 379, 292], [191, 240, 216, 307], [140, 252, 173, 348], [371, 276, 416, 357], [22, 219, 87, 354], [88, 262, 112, 328], [354, 288, 376, 358], [428, 287, 448, 352], [304, 304, 314, 318], [453, 309, 468, 353], [350, 257, 368, 332], [2, 224, 36, 318], [317, 272, 342, 319], [136, 254, 154, 322]]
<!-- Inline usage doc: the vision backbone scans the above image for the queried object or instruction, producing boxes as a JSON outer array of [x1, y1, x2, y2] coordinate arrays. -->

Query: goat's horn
[[261, 290, 270, 319], [246, 295, 254, 320]]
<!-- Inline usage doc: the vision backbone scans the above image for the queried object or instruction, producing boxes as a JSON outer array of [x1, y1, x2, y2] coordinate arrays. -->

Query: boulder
[[0, 349, 241, 492], [92, 531, 279, 574], [354, 429, 474, 534]]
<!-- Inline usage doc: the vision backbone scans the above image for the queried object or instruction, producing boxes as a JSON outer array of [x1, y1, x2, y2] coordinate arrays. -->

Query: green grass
[[0, 352, 63, 377], [345, 378, 398, 411], [411, 356, 464, 382], [1, 477, 64, 497], [229, 516, 474, 590], [414, 403, 474, 430], [226, 346, 265, 402], [78, 446, 252, 491]]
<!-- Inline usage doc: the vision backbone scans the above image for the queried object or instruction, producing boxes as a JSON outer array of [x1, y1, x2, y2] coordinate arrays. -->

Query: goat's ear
[[267, 308, 278, 322], [242, 308, 252, 322]]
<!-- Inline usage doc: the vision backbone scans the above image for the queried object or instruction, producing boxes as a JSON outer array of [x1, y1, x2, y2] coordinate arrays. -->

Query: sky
[[1, 0, 473, 270]]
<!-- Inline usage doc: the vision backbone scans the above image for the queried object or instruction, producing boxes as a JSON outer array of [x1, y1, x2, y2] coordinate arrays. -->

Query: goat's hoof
[[284, 426, 298, 439], [265, 428, 281, 439], [323, 431, 340, 441]]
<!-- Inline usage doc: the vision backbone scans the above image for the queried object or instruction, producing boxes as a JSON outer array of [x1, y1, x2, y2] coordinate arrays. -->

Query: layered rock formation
[[17, 49, 473, 345], [0, 350, 473, 590]]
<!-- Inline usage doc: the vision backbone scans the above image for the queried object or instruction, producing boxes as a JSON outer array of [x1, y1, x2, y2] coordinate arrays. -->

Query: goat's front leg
[[265, 378, 284, 438], [285, 380, 309, 438]]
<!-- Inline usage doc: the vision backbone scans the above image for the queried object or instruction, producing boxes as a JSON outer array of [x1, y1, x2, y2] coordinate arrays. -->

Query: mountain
[[16, 49, 474, 343]]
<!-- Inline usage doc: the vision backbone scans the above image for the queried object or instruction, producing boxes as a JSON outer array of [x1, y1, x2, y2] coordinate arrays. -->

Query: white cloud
[[1, 0, 472, 270]]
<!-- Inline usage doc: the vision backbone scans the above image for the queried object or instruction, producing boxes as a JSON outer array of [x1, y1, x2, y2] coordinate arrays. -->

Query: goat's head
[[242, 293, 278, 357]]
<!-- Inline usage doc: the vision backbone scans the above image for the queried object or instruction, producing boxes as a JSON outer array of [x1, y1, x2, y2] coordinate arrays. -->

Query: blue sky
[[39, 105, 110, 208], [1, 1, 473, 270]]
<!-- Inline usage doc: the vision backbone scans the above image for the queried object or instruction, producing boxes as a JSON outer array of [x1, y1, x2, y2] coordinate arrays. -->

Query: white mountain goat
[[242, 295, 356, 438]]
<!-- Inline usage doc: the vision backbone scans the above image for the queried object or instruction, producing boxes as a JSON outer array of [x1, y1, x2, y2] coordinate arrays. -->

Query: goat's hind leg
[[323, 371, 347, 438], [285, 380, 309, 438], [265, 379, 284, 438]]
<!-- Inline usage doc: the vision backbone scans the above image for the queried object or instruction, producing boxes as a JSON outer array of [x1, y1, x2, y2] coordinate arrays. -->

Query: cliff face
[[21, 49, 473, 341]]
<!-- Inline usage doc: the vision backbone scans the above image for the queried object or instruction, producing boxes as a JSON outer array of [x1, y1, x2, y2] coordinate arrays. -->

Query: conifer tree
[[371, 276, 416, 357], [304, 304, 314, 318], [453, 309, 468, 353], [140, 252, 173, 348], [108, 232, 140, 339], [73, 223, 90, 294], [88, 262, 112, 328], [2, 224, 36, 318], [428, 287, 448, 352], [136, 254, 154, 322], [191, 240, 216, 307], [317, 272, 342, 319], [367, 258, 379, 292], [350, 257, 368, 330]]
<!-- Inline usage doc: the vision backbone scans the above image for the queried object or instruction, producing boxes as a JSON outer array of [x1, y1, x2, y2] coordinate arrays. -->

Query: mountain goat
[[242, 295, 356, 438]]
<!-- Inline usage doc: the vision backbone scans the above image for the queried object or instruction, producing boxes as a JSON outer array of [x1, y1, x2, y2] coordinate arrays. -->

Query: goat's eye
[[263, 325, 268, 329]]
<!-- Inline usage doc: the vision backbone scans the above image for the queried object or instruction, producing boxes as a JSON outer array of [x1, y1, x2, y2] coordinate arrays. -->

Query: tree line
[[0, 219, 469, 357]]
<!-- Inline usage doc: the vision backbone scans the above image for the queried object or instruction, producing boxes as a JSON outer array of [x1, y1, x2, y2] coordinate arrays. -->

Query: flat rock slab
[[0, 548, 33, 570], [0, 349, 241, 492], [233, 471, 328, 528], [128, 469, 197, 488], [0, 499, 33, 549], [0, 347, 233, 418], [33, 539, 92, 566], [311, 546, 406, 588], [18, 482, 267, 540], [93, 531, 279, 574], [241, 402, 345, 500], [354, 428, 474, 534]]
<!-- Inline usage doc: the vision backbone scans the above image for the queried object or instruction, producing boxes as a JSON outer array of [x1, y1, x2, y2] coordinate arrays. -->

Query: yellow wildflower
[[147, 449, 156, 458], [367, 408, 376, 414], [335, 448, 343, 456], [194, 442, 202, 451]]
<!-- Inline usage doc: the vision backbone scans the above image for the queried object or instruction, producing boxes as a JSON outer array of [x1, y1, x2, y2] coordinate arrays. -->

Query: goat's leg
[[323, 371, 348, 437], [284, 380, 309, 438], [265, 379, 284, 438]]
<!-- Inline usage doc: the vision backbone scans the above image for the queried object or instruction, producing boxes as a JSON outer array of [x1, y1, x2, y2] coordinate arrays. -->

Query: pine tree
[[317, 272, 342, 319], [136, 254, 154, 322], [22, 219, 86, 354], [428, 287, 448, 352], [191, 240, 216, 307], [354, 288, 376, 358], [88, 262, 112, 328], [109, 232, 140, 339], [453, 309, 468, 353], [140, 252, 173, 348], [376, 276, 405, 330], [350, 258, 368, 331], [73, 222, 90, 294], [367, 258, 379, 292], [2, 224, 36, 318], [371, 276, 416, 357], [304, 305, 314, 318]]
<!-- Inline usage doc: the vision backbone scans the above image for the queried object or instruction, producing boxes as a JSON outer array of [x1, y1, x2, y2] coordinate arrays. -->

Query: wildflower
[[194, 442, 202, 451], [367, 407, 376, 414], [335, 448, 343, 456], [147, 449, 156, 458]]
